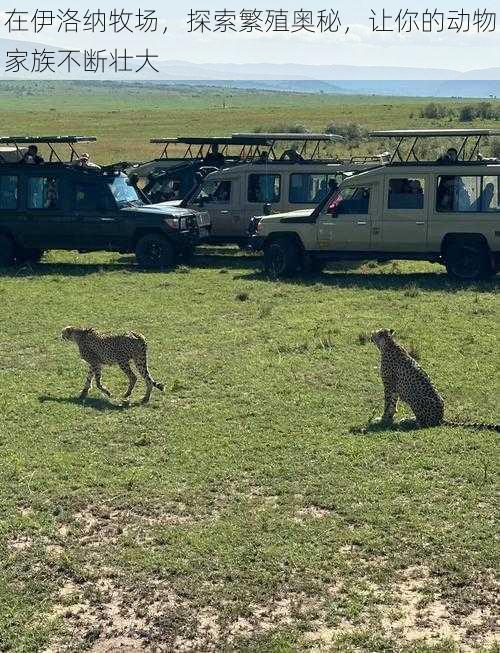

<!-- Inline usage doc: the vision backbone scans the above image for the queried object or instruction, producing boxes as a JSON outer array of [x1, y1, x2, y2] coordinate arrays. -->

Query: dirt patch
[[7, 535, 33, 552], [379, 566, 499, 653], [294, 505, 334, 522], [61, 504, 198, 549]]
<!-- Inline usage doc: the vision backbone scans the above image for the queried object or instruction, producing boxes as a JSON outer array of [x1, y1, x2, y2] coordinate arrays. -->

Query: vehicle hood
[[258, 208, 314, 222], [156, 200, 183, 208], [120, 204, 195, 217]]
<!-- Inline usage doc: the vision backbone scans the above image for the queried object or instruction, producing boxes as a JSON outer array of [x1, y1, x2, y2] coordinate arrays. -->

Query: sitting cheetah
[[62, 327, 164, 404], [371, 328, 499, 431]]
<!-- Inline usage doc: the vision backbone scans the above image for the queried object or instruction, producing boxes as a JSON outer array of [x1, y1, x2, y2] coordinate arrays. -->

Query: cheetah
[[371, 328, 499, 432], [62, 327, 164, 404]]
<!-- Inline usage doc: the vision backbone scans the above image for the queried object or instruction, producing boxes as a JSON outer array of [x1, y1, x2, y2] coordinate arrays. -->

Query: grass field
[[1, 81, 500, 163], [0, 83, 499, 652]]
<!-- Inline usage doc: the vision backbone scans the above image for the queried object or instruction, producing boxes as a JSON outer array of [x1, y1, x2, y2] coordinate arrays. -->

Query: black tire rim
[[145, 242, 164, 265], [451, 246, 482, 279]]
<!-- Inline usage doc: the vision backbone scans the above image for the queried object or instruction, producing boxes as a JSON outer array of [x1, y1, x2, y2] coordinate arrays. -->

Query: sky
[[0, 1, 499, 74]]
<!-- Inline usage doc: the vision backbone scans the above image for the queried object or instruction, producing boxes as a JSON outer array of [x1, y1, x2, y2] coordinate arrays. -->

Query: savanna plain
[[0, 82, 499, 652]]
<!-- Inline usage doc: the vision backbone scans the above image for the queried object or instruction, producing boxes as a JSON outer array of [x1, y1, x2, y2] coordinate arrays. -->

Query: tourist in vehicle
[[20, 145, 44, 165], [313, 179, 329, 203], [73, 152, 101, 170], [470, 182, 495, 212], [437, 147, 459, 165], [203, 144, 225, 168]]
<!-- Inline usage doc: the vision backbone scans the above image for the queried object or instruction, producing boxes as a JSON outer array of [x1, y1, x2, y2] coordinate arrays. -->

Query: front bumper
[[249, 234, 266, 251]]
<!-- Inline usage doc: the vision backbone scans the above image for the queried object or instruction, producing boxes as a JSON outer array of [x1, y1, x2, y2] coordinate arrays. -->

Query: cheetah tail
[[153, 380, 164, 392], [443, 420, 500, 433]]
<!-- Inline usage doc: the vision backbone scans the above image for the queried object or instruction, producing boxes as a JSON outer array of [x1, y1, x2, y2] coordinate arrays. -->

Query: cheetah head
[[61, 326, 91, 342], [371, 328, 395, 349], [61, 326, 78, 342]]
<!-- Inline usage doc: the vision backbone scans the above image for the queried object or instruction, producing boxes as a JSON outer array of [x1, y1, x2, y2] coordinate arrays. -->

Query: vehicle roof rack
[[150, 135, 272, 160], [0, 135, 97, 162], [369, 129, 500, 164], [232, 132, 344, 161], [232, 132, 344, 141]]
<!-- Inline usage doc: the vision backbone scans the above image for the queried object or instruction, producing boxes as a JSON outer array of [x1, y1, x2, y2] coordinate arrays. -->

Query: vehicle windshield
[[109, 176, 142, 207]]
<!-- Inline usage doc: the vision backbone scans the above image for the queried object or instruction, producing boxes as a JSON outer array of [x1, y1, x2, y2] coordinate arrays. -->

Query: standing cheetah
[[371, 328, 499, 431], [62, 327, 164, 404]]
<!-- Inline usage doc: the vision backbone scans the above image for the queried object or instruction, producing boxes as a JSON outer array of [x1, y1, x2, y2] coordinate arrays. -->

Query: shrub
[[458, 105, 477, 122], [326, 122, 366, 142], [420, 103, 449, 119]]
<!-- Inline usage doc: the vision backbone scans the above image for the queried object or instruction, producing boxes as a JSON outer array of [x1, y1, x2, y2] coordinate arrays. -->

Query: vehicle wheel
[[444, 239, 493, 281], [135, 234, 177, 269], [0, 235, 16, 267], [16, 248, 45, 264], [264, 237, 301, 278]]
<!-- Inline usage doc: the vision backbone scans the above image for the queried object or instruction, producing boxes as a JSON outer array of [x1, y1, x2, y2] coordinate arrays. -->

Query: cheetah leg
[[119, 362, 137, 399], [381, 382, 398, 425], [94, 366, 112, 398], [134, 356, 154, 404], [79, 367, 94, 400]]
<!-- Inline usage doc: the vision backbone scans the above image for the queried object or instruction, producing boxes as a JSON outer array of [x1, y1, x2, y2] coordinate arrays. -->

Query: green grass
[[0, 249, 498, 652], [1, 81, 499, 163], [0, 83, 499, 651]]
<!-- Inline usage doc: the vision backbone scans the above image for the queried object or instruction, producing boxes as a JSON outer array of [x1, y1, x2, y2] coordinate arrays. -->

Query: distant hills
[[0, 38, 499, 97]]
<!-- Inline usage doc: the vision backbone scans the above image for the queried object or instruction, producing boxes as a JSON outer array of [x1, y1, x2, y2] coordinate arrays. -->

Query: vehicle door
[[245, 172, 282, 230], [316, 183, 376, 251], [0, 172, 23, 243], [21, 172, 79, 249], [75, 181, 125, 250], [192, 178, 240, 238], [380, 174, 430, 252]]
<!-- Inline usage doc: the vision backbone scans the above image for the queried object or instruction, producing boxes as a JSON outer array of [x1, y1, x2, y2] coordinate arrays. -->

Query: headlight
[[164, 217, 188, 230], [164, 218, 179, 229]]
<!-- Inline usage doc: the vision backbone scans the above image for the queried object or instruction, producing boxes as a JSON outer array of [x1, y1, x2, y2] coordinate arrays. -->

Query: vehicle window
[[0, 175, 18, 209], [75, 185, 112, 212], [388, 177, 424, 210], [194, 180, 231, 204], [289, 174, 341, 204], [248, 174, 281, 203], [327, 186, 371, 215], [436, 176, 500, 212], [108, 176, 140, 206], [27, 177, 60, 209]]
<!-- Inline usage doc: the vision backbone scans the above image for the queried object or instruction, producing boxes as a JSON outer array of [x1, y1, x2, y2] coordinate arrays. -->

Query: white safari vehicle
[[251, 130, 500, 281], [177, 133, 387, 246]]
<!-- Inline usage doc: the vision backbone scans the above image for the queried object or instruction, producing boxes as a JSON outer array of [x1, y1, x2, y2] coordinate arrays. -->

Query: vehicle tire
[[135, 234, 177, 269], [16, 248, 45, 264], [444, 239, 493, 281], [0, 235, 16, 267], [264, 237, 301, 278]]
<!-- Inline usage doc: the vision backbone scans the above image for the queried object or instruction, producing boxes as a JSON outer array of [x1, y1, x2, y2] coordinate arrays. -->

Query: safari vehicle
[[0, 136, 210, 269], [251, 129, 500, 281], [178, 133, 387, 246], [127, 135, 273, 203]]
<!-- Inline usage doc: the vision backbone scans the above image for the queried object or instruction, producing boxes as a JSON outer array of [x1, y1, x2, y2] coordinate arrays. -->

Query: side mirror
[[263, 203, 272, 216]]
